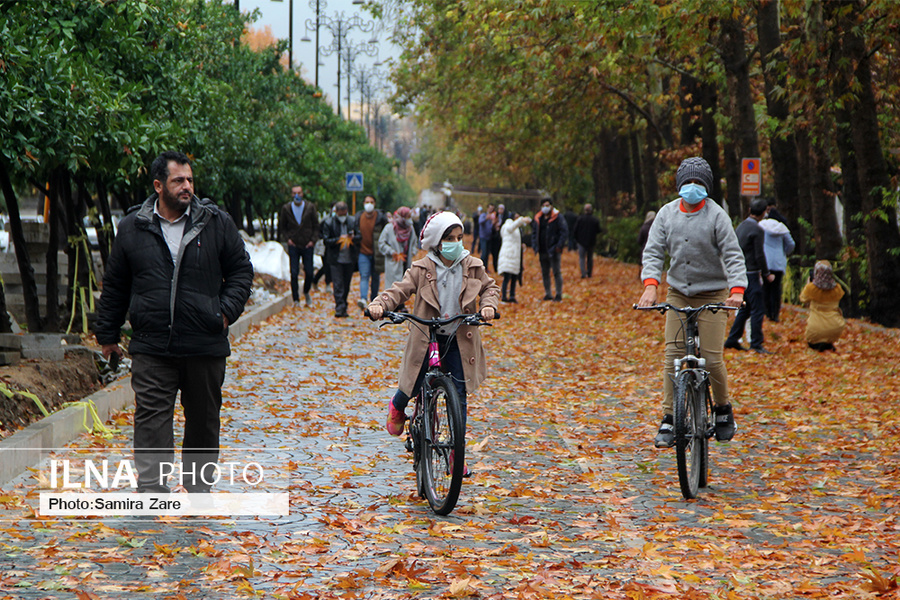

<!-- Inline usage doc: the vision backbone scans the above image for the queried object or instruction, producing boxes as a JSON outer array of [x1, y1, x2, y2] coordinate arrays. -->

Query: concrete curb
[[0, 292, 292, 485]]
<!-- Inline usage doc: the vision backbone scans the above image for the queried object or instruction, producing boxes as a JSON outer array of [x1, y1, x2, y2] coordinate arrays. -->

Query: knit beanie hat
[[675, 157, 714, 194], [419, 211, 463, 251]]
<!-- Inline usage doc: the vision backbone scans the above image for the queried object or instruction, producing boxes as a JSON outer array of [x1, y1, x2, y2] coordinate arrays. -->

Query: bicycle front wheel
[[674, 370, 707, 499], [422, 375, 465, 515]]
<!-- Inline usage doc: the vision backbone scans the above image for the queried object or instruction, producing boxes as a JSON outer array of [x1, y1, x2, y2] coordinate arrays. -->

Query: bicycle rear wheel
[[698, 379, 712, 489], [422, 374, 465, 515], [674, 370, 707, 499]]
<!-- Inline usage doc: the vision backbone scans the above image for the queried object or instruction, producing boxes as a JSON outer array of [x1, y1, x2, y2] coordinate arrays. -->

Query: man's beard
[[161, 187, 191, 213]]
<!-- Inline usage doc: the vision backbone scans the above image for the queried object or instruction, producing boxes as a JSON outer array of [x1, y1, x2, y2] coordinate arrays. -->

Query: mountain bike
[[371, 310, 491, 515], [634, 302, 737, 499]]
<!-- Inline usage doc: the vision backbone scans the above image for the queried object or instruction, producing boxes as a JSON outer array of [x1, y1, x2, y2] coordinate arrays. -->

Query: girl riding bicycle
[[366, 212, 499, 444]]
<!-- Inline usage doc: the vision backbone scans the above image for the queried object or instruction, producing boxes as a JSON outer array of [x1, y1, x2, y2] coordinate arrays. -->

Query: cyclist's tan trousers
[[663, 288, 730, 415]]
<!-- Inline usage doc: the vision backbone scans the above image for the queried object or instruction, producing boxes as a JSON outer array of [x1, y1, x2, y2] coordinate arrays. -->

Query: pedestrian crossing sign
[[345, 172, 364, 192]]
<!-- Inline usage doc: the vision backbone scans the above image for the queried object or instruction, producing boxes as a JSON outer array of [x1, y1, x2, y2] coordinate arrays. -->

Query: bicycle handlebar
[[632, 302, 739, 315], [366, 309, 495, 327]]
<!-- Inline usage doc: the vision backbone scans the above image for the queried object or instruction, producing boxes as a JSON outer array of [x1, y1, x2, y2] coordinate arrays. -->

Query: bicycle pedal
[[405, 437, 413, 452]]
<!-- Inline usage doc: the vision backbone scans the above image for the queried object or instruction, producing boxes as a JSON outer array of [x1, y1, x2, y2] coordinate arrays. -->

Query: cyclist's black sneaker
[[714, 403, 736, 442], [654, 415, 675, 448]]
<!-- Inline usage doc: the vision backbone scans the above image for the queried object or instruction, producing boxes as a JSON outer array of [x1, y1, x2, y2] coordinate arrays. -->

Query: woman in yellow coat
[[799, 260, 845, 351]]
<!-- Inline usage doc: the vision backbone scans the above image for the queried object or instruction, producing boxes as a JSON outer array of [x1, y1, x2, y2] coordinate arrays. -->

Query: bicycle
[[634, 302, 738, 499], [369, 310, 491, 515]]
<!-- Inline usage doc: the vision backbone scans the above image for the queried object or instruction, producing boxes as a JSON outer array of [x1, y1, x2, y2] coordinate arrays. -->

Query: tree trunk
[[244, 193, 255, 237], [808, 134, 842, 260], [229, 190, 242, 229], [45, 170, 63, 331], [794, 129, 813, 257], [642, 129, 660, 210], [592, 135, 613, 217], [0, 158, 41, 331], [699, 81, 723, 206], [720, 15, 760, 217], [757, 0, 801, 238], [722, 140, 741, 217], [837, 1, 900, 327]]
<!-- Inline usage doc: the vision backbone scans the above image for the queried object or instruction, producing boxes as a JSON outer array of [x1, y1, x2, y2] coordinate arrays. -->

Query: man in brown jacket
[[279, 185, 319, 306]]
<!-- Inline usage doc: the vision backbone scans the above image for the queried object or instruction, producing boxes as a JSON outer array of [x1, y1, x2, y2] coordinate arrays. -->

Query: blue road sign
[[345, 172, 364, 192]]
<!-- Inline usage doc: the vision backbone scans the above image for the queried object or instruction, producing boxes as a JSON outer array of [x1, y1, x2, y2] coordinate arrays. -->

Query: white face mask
[[337, 215, 347, 223], [541, 205, 551, 215], [364, 203, 375, 213]]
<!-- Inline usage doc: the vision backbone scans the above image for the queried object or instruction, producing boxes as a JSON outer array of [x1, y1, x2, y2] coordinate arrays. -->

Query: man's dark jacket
[[573, 214, 601, 248], [532, 209, 569, 255], [735, 217, 770, 277], [320, 215, 361, 267], [278, 200, 319, 247], [94, 194, 253, 357]]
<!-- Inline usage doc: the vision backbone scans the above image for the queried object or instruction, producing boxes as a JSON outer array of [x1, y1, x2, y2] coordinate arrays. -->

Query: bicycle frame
[[635, 302, 737, 499]]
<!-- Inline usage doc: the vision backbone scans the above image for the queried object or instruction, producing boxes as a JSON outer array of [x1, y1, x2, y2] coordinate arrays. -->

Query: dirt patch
[[0, 275, 286, 441], [0, 351, 101, 440]]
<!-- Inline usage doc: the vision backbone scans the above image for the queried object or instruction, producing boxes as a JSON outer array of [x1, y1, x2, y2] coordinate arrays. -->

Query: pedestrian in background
[[379, 206, 419, 309], [638, 156, 745, 448], [498, 213, 530, 303], [491, 204, 507, 271], [95, 151, 253, 493], [532, 197, 568, 301], [471, 205, 482, 254], [321, 201, 359, 318], [724, 197, 775, 354], [759, 202, 795, 322], [356, 195, 388, 311], [478, 203, 498, 272], [278, 184, 318, 306], [573, 203, 601, 279], [799, 260, 845, 352]]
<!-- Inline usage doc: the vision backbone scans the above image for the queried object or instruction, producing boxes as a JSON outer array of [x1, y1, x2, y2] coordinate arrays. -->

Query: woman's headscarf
[[812, 260, 837, 291], [393, 206, 412, 249]]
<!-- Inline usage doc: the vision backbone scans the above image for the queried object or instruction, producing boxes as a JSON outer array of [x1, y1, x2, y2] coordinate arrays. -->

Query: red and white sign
[[741, 158, 761, 196]]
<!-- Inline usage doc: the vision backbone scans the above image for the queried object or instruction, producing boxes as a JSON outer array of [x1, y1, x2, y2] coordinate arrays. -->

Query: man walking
[[278, 184, 319, 306], [725, 197, 775, 354], [321, 201, 360, 318], [94, 151, 253, 493], [356, 195, 387, 311], [573, 203, 601, 278], [532, 197, 568, 301]]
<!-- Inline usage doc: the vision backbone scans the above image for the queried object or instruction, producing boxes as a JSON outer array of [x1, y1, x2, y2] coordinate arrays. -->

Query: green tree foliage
[[0, 0, 408, 330], [384, 0, 900, 326]]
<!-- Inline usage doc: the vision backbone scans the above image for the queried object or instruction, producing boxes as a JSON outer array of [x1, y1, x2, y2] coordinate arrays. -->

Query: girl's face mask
[[440, 240, 464, 261]]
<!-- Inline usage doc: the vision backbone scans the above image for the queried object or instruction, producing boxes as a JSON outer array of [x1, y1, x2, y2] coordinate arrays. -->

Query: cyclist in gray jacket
[[637, 157, 746, 448]]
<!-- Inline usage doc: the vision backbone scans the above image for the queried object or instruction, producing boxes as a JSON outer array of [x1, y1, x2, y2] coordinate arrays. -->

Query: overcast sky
[[237, 0, 395, 117]]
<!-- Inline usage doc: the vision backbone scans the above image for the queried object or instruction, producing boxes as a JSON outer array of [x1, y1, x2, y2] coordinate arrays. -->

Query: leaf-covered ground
[[1, 250, 898, 599]]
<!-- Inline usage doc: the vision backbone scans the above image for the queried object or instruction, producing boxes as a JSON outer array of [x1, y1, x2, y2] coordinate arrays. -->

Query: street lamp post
[[342, 40, 379, 123], [299, 0, 327, 86], [304, 11, 377, 118]]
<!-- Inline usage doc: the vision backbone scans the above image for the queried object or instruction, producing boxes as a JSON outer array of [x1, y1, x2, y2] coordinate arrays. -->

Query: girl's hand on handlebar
[[724, 292, 744, 308], [480, 307, 495, 321], [637, 285, 658, 308], [367, 304, 383, 320]]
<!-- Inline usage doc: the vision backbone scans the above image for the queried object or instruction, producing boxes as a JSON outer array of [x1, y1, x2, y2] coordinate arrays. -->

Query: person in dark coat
[[94, 151, 253, 493], [573, 203, 602, 278], [638, 210, 656, 278], [532, 198, 568, 301], [321, 201, 361, 318], [278, 184, 319, 306], [724, 197, 775, 354]]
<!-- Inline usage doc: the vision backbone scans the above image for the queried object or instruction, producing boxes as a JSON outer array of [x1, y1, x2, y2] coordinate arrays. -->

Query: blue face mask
[[292, 194, 303, 204], [679, 183, 707, 205], [440, 240, 464, 262]]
